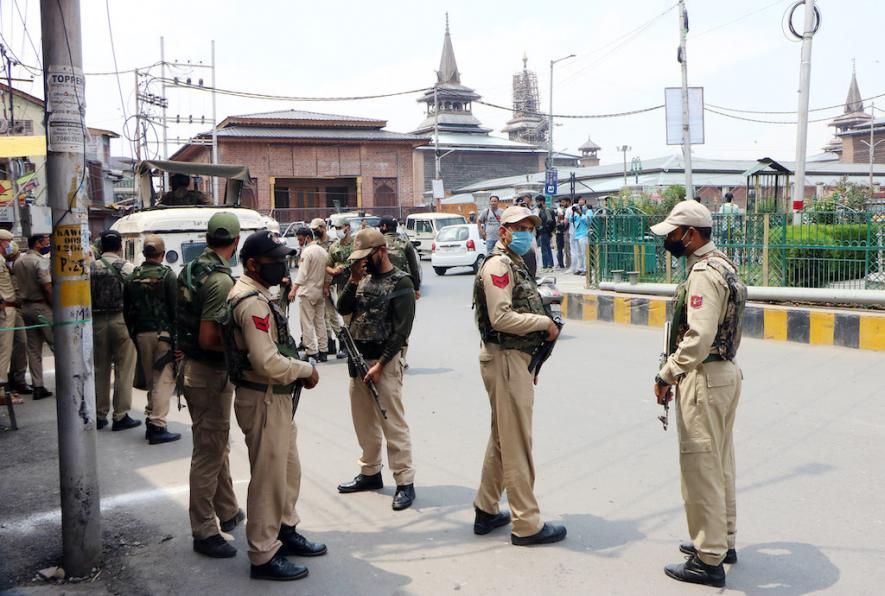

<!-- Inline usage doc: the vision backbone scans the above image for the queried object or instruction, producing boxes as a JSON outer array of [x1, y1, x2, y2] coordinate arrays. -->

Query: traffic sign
[[544, 169, 558, 195]]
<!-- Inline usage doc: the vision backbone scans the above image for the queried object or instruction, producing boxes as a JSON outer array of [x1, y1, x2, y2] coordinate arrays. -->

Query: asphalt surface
[[1, 260, 883, 595]]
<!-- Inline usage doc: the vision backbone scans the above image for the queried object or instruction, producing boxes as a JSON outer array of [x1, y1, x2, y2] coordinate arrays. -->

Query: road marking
[[1, 479, 249, 535]]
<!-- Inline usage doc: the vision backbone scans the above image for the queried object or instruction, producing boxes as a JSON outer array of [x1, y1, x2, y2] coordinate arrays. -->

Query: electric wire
[[104, 0, 135, 159], [704, 106, 834, 125], [13, 0, 40, 69], [155, 77, 433, 102], [708, 91, 885, 115]]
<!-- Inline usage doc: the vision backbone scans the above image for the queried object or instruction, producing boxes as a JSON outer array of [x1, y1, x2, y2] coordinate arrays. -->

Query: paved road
[[2, 261, 883, 595]]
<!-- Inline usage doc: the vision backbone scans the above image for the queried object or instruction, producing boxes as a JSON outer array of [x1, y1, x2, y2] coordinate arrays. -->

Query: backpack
[[540, 207, 556, 234], [91, 257, 127, 314]]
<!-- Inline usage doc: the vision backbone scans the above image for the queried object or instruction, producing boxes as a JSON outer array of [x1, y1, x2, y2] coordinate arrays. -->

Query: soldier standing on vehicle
[[177, 212, 244, 558], [124, 234, 181, 445], [223, 230, 326, 581], [336, 228, 417, 511], [14, 234, 53, 400], [159, 173, 210, 206], [651, 201, 746, 588], [472, 205, 566, 546], [91, 230, 140, 431], [288, 227, 328, 361]]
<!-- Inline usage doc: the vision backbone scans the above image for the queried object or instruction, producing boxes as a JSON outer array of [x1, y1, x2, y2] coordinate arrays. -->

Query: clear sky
[[3, 0, 882, 166]]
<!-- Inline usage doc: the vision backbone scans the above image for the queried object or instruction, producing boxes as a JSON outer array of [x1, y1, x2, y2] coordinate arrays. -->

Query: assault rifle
[[326, 295, 387, 419], [291, 357, 316, 418], [528, 316, 564, 381], [657, 321, 673, 431]]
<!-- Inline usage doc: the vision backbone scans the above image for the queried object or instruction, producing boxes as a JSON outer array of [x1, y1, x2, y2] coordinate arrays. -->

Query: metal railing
[[588, 212, 885, 290]]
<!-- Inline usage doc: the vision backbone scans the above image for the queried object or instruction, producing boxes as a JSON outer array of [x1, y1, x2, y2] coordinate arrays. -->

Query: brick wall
[[421, 149, 544, 194]]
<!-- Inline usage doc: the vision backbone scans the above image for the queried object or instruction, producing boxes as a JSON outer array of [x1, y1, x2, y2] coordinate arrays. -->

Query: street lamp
[[618, 145, 632, 187], [631, 156, 643, 185], [548, 53, 576, 171]]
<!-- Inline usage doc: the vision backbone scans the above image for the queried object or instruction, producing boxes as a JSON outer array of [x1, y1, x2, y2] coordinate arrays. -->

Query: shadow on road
[[559, 512, 646, 556], [726, 542, 840, 595]]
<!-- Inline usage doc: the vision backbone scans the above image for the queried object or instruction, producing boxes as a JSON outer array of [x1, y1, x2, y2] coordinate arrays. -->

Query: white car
[[430, 223, 487, 275]]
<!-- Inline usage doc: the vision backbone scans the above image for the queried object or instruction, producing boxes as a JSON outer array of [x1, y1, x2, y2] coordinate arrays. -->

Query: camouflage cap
[[207, 211, 241, 241], [348, 228, 386, 260], [143, 234, 166, 256]]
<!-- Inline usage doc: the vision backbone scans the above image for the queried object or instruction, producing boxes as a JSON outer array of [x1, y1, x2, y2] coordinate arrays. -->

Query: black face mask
[[663, 230, 688, 257], [258, 261, 287, 287], [365, 250, 380, 275]]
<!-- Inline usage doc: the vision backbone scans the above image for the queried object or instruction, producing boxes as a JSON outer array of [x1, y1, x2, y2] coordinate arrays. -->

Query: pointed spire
[[522, 51, 528, 71], [437, 13, 460, 85], [846, 60, 863, 113]]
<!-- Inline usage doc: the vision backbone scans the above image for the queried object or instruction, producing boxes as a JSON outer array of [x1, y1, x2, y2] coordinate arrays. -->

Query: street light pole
[[860, 102, 883, 196], [678, 0, 693, 198], [40, 0, 102, 577], [548, 54, 575, 171], [618, 145, 631, 187], [792, 0, 819, 212]]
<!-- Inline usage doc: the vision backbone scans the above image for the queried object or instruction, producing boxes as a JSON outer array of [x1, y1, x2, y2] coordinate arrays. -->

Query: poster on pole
[[431, 178, 445, 199], [665, 87, 704, 145], [45, 66, 86, 153]]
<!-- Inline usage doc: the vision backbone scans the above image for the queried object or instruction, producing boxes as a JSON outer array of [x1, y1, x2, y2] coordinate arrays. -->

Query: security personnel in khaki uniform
[[91, 230, 140, 431], [288, 227, 328, 360], [310, 218, 341, 356], [177, 212, 244, 559], [123, 234, 181, 445], [651, 201, 746, 588], [0, 230, 17, 400], [7, 242, 32, 395], [13, 234, 54, 400], [471, 205, 566, 546], [325, 221, 354, 359], [223, 230, 326, 581], [336, 228, 417, 511]]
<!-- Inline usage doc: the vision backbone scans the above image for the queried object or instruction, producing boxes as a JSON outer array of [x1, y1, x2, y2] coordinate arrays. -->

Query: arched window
[[373, 178, 397, 207]]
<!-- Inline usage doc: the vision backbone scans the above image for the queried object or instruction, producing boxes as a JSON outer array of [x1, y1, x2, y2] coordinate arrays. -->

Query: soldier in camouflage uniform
[[177, 212, 244, 559], [224, 230, 326, 581], [472, 205, 566, 546], [378, 216, 421, 296], [123, 234, 181, 445], [336, 228, 417, 511], [651, 201, 746, 588], [91, 230, 140, 431], [159, 173, 209, 206], [326, 220, 354, 293]]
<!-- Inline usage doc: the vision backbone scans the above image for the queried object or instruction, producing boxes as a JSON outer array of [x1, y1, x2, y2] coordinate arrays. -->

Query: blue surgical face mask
[[3, 243, 11, 256], [507, 231, 533, 256], [40, 245, 51, 255]]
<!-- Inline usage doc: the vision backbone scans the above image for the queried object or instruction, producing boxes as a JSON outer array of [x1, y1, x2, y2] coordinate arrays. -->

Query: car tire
[[471, 254, 485, 274], [433, 266, 447, 276]]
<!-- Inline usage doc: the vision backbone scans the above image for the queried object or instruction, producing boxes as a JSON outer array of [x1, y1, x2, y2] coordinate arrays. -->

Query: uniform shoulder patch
[[691, 260, 708, 271], [490, 272, 510, 288], [252, 314, 270, 332], [690, 295, 703, 309]]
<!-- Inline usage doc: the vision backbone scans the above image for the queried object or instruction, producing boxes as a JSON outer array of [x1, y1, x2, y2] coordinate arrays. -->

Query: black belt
[[235, 379, 297, 395]]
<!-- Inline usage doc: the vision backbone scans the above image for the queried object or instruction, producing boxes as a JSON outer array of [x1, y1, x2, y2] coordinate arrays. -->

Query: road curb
[[561, 291, 885, 352]]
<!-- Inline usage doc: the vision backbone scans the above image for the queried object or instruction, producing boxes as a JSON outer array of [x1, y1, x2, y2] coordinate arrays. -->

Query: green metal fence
[[588, 212, 885, 290]]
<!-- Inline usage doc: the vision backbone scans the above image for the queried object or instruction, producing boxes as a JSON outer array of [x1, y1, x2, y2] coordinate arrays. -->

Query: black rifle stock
[[326, 295, 388, 419], [528, 316, 564, 378]]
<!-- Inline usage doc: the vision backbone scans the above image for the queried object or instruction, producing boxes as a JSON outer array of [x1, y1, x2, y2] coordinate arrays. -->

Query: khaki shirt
[[13, 250, 51, 301], [293, 242, 327, 301], [0, 262, 15, 303], [229, 275, 313, 386], [93, 252, 136, 277], [659, 241, 730, 385], [481, 248, 549, 338]]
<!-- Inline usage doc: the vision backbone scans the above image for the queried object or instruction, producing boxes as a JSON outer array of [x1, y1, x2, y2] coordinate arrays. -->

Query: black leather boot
[[392, 484, 415, 511], [146, 422, 182, 444], [337, 472, 383, 493], [250, 552, 308, 581], [511, 522, 567, 546], [112, 413, 142, 431], [32, 386, 53, 400], [193, 534, 236, 558], [680, 541, 737, 564], [474, 507, 511, 535], [278, 525, 327, 557], [220, 509, 245, 533], [665, 554, 726, 587]]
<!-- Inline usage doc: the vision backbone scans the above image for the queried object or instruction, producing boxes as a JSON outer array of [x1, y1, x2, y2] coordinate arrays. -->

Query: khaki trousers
[[298, 296, 327, 355], [21, 302, 53, 388], [11, 310, 29, 385], [324, 286, 340, 334], [349, 354, 415, 485], [136, 331, 175, 427], [183, 357, 239, 539], [234, 387, 301, 565], [0, 306, 15, 384], [676, 360, 742, 566], [93, 313, 137, 421], [474, 345, 543, 537]]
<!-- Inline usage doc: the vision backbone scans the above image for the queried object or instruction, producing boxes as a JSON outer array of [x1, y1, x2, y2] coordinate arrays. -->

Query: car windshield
[[434, 217, 466, 230], [437, 226, 469, 242], [182, 241, 237, 265]]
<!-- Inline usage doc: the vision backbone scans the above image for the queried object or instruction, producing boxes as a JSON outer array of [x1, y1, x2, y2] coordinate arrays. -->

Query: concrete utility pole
[[160, 37, 168, 192], [618, 145, 631, 187], [40, 0, 101, 577], [792, 0, 818, 212], [678, 0, 693, 198], [548, 54, 575, 170], [210, 40, 219, 204], [860, 102, 883, 195]]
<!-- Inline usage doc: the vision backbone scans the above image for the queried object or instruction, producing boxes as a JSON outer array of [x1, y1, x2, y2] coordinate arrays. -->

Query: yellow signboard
[[0, 135, 47, 158], [53, 224, 87, 276]]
